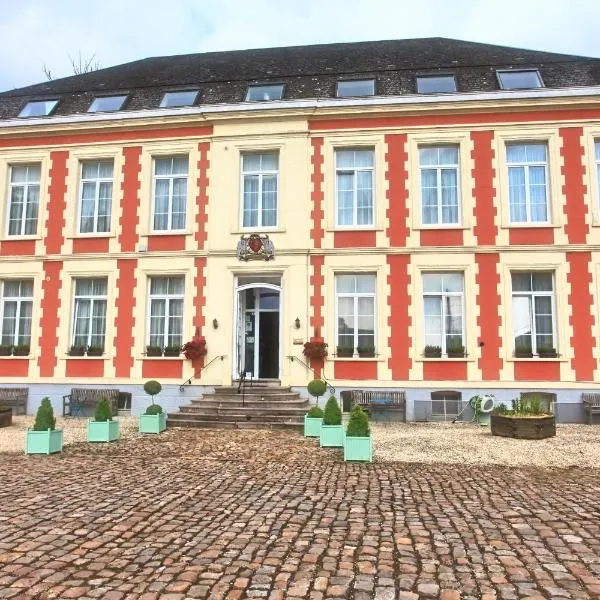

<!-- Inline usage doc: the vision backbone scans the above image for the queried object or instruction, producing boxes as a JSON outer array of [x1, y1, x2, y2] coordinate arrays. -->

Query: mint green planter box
[[344, 435, 373, 462], [320, 424, 344, 447], [25, 429, 63, 455], [87, 419, 120, 442], [304, 416, 322, 437], [139, 412, 167, 434]]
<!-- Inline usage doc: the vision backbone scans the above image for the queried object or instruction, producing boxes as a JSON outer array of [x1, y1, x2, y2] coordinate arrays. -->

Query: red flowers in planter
[[182, 336, 207, 360], [303, 340, 328, 360]]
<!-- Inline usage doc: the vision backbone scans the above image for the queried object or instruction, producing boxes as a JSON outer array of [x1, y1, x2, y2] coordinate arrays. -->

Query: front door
[[236, 286, 280, 379]]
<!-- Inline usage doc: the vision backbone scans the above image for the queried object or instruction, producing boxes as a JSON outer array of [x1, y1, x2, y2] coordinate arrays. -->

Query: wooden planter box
[[344, 435, 372, 462], [0, 407, 12, 428], [304, 415, 322, 437], [320, 424, 344, 447], [139, 412, 167, 434], [25, 429, 63, 454], [491, 414, 556, 439], [88, 419, 120, 442]]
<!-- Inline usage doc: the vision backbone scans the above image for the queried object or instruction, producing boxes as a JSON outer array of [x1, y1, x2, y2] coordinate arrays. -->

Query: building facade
[[1, 38, 600, 420]]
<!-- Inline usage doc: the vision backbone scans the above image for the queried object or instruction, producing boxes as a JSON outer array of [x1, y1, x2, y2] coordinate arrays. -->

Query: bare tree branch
[[42, 64, 53, 81], [42, 52, 101, 80]]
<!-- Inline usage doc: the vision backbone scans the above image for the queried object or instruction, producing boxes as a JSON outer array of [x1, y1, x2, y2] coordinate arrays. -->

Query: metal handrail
[[179, 354, 226, 391], [286, 354, 336, 395]]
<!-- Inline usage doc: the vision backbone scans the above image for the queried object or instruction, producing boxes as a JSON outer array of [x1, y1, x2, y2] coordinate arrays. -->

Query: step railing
[[286, 355, 336, 395], [179, 354, 227, 392]]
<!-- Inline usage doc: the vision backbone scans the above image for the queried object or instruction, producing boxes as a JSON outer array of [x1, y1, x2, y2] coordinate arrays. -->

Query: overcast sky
[[2, 0, 600, 92]]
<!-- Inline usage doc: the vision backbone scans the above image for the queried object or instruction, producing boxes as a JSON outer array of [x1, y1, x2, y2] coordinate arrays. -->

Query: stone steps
[[166, 418, 302, 430], [214, 386, 292, 395]]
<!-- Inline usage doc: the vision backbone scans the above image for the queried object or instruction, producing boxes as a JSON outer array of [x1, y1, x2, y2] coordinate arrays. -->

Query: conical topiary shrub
[[26, 398, 63, 454], [33, 397, 56, 431], [88, 397, 119, 442], [323, 395, 342, 425], [94, 397, 113, 422], [344, 405, 372, 462], [346, 405, 370, 437], [320, 395, 344, 448]]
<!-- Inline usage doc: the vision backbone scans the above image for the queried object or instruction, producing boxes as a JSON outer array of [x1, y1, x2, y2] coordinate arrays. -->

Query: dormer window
[[245, 84, 284, 102], [336, 80, 375, 98], [88, 95, 128, 113], [18, 99, 59, 118], [160, 90, 199, 108], [497, 69, 544, 90], [416, 75, 457, 94]]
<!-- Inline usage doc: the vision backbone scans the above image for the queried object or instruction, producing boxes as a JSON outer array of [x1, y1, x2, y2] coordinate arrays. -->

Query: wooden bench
[[349, 390, 406, 423], [0, 388, 27, 415], [63, 388, 119, 417], [582, 393, 600, 424]]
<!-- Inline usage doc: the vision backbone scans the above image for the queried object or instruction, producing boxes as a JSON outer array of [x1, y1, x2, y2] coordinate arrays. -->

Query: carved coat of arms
[[236, 234, 275, 261]]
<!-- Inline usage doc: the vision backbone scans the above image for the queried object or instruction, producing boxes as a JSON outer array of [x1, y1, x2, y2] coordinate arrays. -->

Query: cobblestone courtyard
[[1, 429, 599, 599]]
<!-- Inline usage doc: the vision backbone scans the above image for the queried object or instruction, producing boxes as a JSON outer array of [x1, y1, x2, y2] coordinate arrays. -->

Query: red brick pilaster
[[387, 254, 411, 379], [119, 147, 142, 252], [471, 131, 497, 246], [45, 150, 68, 254], [195, 142, 210, 250], [113, 259, 137, 378], [310, 137, 324, 249], [192, 257, 207, 377], [38, 261, 63, 377], [385, 134, 409, 247]]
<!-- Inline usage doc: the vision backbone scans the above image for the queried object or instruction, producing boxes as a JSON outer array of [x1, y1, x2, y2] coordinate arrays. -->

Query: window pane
[[19, 100, 58, 118], [336, 275, 355, 294], [508, 166, 527, 222], [356, 275, 376, 293], [511, 272, 532, 292], [512, 296, 532, 349], [155, 158, 172, 176], [532, 272, 553, 291], [88, 95, 127, 113], [497, 70, 543, 90], [442, 273, 463, 293], [160, 90, 198, 108], [246, 85, 284, 101], [595, 140, 600, 161], [525, 143, 547, 163], [337, 80, 375, 97], [417, 76, 457, 94], [423, 273, 442, 294]]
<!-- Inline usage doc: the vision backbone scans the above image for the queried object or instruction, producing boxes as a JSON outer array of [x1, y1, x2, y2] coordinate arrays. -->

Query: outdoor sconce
[[213, 318, 219, 329], [294, 317, 301, 329]]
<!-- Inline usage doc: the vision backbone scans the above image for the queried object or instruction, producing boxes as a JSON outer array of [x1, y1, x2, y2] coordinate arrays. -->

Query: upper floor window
[[88, 95, 128, 113], [416, 75, 457, 94], [153, 156, 188, 231], [595, 140, 600, 206], [72, 278, 107, 352], [511, 272, 555, 355], [245, 84, 284, 102], [160, 90, 199, 108], [419, 146, 460, 225], [7, 164, 40, 236], [148, 276, 184, 350], [335, 274, 376, 353], [507, 143, 549, 224], [497, 69, 544, 90], [1, 280, 33, 351], [241, 152, 278, 228], [336, 80, 375, 98], [422, 272, 464, 355], [79, 161, 113, 234], [18, 99, 59, 118], [335, 149, 374, 226]]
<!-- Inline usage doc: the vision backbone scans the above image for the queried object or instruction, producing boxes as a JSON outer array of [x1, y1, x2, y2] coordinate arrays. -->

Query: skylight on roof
[[18, 99, 59, 118], [497, 70, 544, 90], [160, 90, 199, 108], [88, 95, 128, 113], [245, 84, 284, 102], [336, 79, 375, 98], [416, 75, 457, 94]]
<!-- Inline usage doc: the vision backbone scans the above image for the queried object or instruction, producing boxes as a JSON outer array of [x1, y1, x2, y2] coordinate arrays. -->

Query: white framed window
[[595, 140, 600, 207], [1, 280, 33, 349], [511, 272, 555, 354], [79, 160, 113, 233], [160, 90, 199, 108], [417, 75, 457, 94], [335, 274, 376, 351], [422, 273, 464, 354], [241, 153, 278, 228], [152, 156, 188, 231], [7, 164, 41, 236], [336, 80, 375, 97], [335, 149, 374, 226], [148, 277, 184, 349], [419, 146, 460, 225], [507, 143, 549, 224], [18, 100, 58, 118], [497, 70, 544, 90], [71, 278, 107, 350], [88, 95, 128, 113], [245, 84, 284, 101]]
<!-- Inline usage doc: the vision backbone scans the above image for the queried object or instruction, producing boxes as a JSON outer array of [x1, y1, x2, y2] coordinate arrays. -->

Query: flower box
[[537, 349, 557, 359], [336, 347, 354, 358], [87, 419, 120, 442], [146, 346, 163, 357], [0, 345, 12, 356], [12, 345, 30, 356], [139, 412, 167, 434], [514, 349, 533, 358], [303, 415, 322, 437], [357, 347, 375, 358], [86, 347, 104, 357], [424, 346, 442, 358], [25, 429, 63, 454], [344, 435, 372, 462], [68, 346, 86, 357], [491, 414, 556, 440], [320, 424, 344, 447]]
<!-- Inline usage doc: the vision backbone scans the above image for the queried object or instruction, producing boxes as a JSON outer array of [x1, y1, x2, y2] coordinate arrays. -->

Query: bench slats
[[63, 388, 119, 416], [581, 393, 600, 424], [0, 388, 28, 415]]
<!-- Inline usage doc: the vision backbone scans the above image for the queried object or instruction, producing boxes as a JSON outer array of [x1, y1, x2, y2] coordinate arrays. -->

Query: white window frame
[[416, 75, 457, 94], [160, 90, 199, 108], [334, 273, 377, 352], [511, 272, 556, 355], [336, 80, 375, 97], [88, 95, 128, 113], [418, 145, 461, 226], [497, 69, 544, 90], [0, 280, 33, 347], [595, 139, 600, 212], [146, 276, 185, 349], [78, 160, 113, 234], [240, 153, 279, 228], [6, 164, 41, 237], [422, 272, 465, 355], [71, 278, 108, 350], [245, 84, 285, 102], [334, 148, 375, 227], [151, 156, 188, 232], [506, 143, 550, 225], [18, 99, 58, 118]]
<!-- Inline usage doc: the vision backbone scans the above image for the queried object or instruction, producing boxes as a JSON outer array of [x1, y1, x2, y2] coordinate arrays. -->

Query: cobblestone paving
[[1, 429, 599, 599]]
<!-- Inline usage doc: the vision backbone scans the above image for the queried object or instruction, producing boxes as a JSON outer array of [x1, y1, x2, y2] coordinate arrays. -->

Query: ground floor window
[[1, 280, 33, 348], [72, 278, 107, 351], [335, 273, 376, 353], [148, 276, 184, 349]]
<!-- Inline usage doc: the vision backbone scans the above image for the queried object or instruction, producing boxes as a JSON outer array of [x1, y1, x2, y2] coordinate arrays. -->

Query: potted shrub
[[163, 345, 181, 357], [69, 345, 86, 357], [182, 336, 207, 360], [320, 395, 344, 448], [424, 345, 442, 358], [344, 405, 372, 462], [537, 344, 557, 359], [336, 345, 354, 358], [304, 405, 324, 437], [25, 398, 63, 454], [87, 397, 120, 442], [0, 344, 12, 356], [146, 345, 163, 357], [491, 396, 555, 439], [13, 344, 30, 356], [139, 380, 167, 434], [447, 340, 465, 358], [514, 342, 533, 358], [303, 340, 328, 360], [357, 345, 375, 358], [0, 404, 12, 428], [86, 345, 104, 357], [307, 379, 327, 407]]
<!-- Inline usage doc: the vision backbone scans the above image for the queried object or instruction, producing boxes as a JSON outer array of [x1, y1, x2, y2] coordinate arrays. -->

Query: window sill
[[66, 233, 115, 239], [331, 357, 384, 362], [0, 355, 33, 360], [500, 223, 560, 229], [231, 228, 286, 234], [1, 235, 41, 241], [138, 356, 184, 361], [506, 357, 567, 362], [326, 226, 383, 232], [63, 355, 109, 360], [415, 357, 475, 362], [412, 225, 468, 231], [141, 231, 192, 237]]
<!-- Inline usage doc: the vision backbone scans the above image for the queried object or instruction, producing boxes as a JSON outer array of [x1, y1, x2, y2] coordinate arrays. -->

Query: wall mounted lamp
[[213, 318, 219, 329], [294, 317, 301, 329]]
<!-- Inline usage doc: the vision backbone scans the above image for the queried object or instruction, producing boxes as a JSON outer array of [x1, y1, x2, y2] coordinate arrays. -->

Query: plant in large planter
[[424, 345, 442, 358], [357, 345, 375, 358], [336, 344, 354, 358], [139, 380, 167, 434], [320, 395, 344, 448], [0, 404, 13, 428], [303, 340, 328, 360], [25, 398, 63, 454], [304, 405, 324, 438], [87, 397, 120, 442], [307, 378, 327, 408], [344, 405, 372, 462], [182, 336, 207, 360], [490, 395, 556, 439], [13, 344, 30, 356]]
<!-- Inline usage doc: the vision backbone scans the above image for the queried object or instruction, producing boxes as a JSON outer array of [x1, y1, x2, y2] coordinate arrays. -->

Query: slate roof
[[1, 37, 599, 120]]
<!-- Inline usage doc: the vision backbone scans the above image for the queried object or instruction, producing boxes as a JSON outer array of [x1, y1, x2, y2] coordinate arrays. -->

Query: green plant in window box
[[357, 345, 375, 358], [424, 345, 442, 358], [320, 395, 344, 447], [163, 345, 181, 357], [68, 345, 86, 356], [140, 380, 166, 433], [146, 345, 163, 357], [86, 345, 104, 357], [446, 340, 465, 358], [537, 344, 557, 359], [0, 344, 12, 356], [336, 345, 354, 358], [514, 342, 533, 358], [26, 397, 63, 454], [344, 405, 372, 462], [13, 344, 30, 356], [87, 397, 120, 442]]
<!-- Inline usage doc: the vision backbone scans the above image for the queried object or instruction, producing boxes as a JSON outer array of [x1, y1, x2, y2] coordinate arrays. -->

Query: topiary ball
[[145, 404, 163, 415], [143, 380, 162, 397], [307, 405, 324, 418], [323, 395, 342, 426], [307, 379, 327, 399]]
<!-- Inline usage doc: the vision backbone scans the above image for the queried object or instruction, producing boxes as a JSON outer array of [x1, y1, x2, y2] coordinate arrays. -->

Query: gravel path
[[372, 421, 600, 468]]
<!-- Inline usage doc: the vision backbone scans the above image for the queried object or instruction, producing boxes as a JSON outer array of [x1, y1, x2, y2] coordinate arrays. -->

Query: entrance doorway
[[235, 283, 280, 380]]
